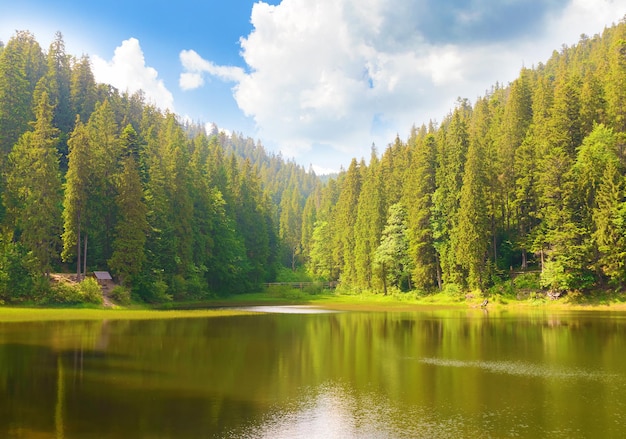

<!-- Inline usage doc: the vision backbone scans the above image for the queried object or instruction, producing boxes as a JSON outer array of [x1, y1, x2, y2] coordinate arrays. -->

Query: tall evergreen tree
[[0, 31, 45, 155], [4, 91, 62, 275], [332, 159, 362, 286], [456, 97, 490, 290], [354, 148, 385, 290], [374, 203, 412, 294], [62, 117, 91, 279], [592, 160, 626, 286], [108, 156, 148, 285], [404, 133, 439, 290]]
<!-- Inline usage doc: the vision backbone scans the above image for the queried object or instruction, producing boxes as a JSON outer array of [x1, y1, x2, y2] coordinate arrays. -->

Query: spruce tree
[[404, 133, 439, 290], [592, 160, 626, 286], [108, 156, 148, 285], [374, 203, 412, 294], [5, 91, 62, 275]]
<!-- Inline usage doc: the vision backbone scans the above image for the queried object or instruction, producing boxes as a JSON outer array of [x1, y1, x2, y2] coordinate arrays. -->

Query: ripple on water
[[417, 357, 620, 382], [232, 305, 342, 314]]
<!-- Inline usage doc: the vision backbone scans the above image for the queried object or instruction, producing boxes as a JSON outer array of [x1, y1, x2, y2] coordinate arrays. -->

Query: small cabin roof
[[93, 271, 113, 280]]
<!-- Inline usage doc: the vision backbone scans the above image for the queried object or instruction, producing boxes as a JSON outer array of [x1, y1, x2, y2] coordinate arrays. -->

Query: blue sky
[[2, 0, 626, 173]]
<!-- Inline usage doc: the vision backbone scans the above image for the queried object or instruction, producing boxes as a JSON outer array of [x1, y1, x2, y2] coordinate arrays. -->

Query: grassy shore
[[3, 289, 626, 321]]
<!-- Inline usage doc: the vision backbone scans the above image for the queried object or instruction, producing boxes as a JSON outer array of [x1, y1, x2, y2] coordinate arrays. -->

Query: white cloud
[[92, 38, 174, 111], [180, 0, 626, 167], [179, 72, 204, 90], [179, 49, 245, 85]]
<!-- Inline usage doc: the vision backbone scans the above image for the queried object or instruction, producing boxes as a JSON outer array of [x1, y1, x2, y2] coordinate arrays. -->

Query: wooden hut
[[93, 271, 113, 287]]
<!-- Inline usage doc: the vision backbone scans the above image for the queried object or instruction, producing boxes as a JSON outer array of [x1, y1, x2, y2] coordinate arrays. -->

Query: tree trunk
[[381, 263, 388, 295], [435, 253, 443, 290], [76, 221, 81, 280], [82, 233, 88, 280]]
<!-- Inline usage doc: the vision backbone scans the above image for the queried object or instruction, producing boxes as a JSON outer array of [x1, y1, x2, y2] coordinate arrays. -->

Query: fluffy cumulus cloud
[[92, 38, 174, 111], [180, 0, 626, 169]]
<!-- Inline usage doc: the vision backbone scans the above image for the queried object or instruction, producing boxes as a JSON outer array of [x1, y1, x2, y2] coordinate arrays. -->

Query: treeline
[[0, 31, 319, 303], [301, 19, 626, 295], [3, 19, 626, 304]]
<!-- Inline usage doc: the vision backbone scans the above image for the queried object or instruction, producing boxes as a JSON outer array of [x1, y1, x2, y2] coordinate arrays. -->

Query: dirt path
[[100, 281, 115, 308]]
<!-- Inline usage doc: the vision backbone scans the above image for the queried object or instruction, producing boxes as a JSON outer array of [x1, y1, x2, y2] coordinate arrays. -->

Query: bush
[[47, 281, 82, 304], [266, 284, 306, 300], [0, 240, 38, 303], [514, 272, 541, 290], [152, 280, 173, 303], [78, 278, 103, 305], [110, 285, 131, 305], [442, 283, 462, 297]]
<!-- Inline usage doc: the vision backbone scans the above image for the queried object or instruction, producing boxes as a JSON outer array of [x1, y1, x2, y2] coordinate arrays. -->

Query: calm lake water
[[1, 307, 626, 438]]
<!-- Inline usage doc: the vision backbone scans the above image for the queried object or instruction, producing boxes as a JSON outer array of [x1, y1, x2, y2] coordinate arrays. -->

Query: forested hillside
[[302, 20, 626, 296], [2, 20, 626, 304], [0, 31, 319, 304]]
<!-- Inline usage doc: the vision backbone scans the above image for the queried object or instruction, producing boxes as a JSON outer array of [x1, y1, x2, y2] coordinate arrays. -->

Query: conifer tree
[[592, 160, 626, 286], [404, 133, 439, 290], [109, 156, 148, 285], [0, 31, 44, 155], [5, 91, 62, 275], [62, 117, 91, 279], [432, 109, 469, 286], [70, 55, 97, 123], [354, 148, 385, 290], [374, 203, 412, 294], [279, 184, 303, 270], [457, 98, 490, 290], [332, 159, 362, 286]]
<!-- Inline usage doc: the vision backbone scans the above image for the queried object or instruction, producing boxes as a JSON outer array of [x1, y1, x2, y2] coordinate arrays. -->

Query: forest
[[1, 19, 626, 304]]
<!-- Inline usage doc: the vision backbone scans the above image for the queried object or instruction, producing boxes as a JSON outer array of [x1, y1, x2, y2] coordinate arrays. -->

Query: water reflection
[[228, 381, 467, 439], [1, 309, 626, 438]]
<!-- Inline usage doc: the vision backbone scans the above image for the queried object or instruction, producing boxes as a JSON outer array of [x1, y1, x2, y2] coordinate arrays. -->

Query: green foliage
[[110, 285, 131, 305], [275, 265, 312, 282], [47, 281, 82, 304], [5, 25, 626, 303], [133, 277, 173, 304], [77, 278, 103, 305], [513, 273, 541, 290], [374, 203, 412, 293], [46, 277, 102, 305], [0, 240, 38, 303]]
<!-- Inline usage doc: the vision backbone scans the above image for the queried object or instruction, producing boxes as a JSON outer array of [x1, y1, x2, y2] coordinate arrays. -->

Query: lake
[[1, 307, 625, 438]]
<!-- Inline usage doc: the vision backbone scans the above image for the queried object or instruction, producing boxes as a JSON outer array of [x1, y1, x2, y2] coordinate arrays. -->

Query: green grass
[[0, 307, 256, 322], [4, 286, 626, 322]]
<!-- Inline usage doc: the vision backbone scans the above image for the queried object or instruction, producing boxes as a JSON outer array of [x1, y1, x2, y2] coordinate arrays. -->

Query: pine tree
[[592, 160, 626, 286], [62, 117, 91, 279], [332, 159, 362, 286], [374, 203, 412, 294], [108, 156, 148, 285], [432, 108, 469, 286], [70, 55, 97, 123], [0, 31, 45, 155], [354, 148, 385, 290], [4, 91, 62, 275], [456, 98, 490, 290], [404, 133, 439, 290], [279, 184, 303, 270]]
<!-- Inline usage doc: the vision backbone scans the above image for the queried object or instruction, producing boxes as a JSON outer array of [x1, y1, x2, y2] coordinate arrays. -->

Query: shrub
[[152, 280, 173, 303], [514, 272, 541, 290], [48, 281, 82, 304], [78, 278, 103, 305], [110, 285, 131, 305], [442, 283, 462, 297]]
